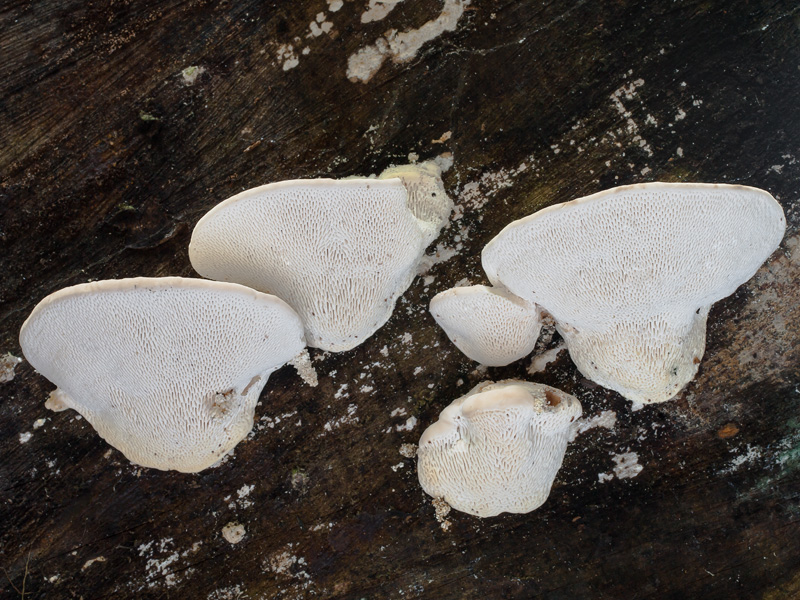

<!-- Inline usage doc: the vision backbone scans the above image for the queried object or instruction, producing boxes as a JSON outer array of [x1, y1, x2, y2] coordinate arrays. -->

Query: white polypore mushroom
[[429, 285, 542, 366], [482, 183, 786, 404], [189, 165, 452, 352], [417, 380, 582, 517], [19, 277, 313, 473]]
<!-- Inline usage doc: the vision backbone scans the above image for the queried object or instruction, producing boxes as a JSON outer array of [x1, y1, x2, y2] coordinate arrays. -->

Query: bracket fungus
[[19, 277, 314, 473], [417, 380, 582, 517], [189, 162, 452, 352], [482, 183, 786, 404], [429, 285, 542, 366]]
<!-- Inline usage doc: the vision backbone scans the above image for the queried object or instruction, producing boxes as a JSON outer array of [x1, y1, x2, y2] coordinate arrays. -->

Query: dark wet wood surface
[[2, 0, 799, 598]]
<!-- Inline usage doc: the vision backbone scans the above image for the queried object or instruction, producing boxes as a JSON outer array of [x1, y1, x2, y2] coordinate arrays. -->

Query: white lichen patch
[[390, 462, 405, 471], [208, 584, 247, 600], [460, 161, 529, 213], [721, 444, 763, 474], [395, 416, 417, 432], [264, 544, 312, 588], [0, 353, 22, 383], [612, 452, 643, 479], [322, 404, 358, 433], [399, 443, 417, 458], [608, 78, 654, 158], [183, 541, 203, 557], [137, 537, 185, 589], [361, 0, 404, 23], [528, 343, 567, 374], [569, 410, 617, 442], [222, 522, 246, 544], [33, 418, 46, 429], [232, 484, 255, 509], [417, 239, 462, 272], [598, 452, 643, 483], [609, 78, 645, 117], [181, 65, 206, 85], [346, 39, 390, 83], [277, 44, 300, 71], [256, 410, 299, 433], [308, 11, 334, 37], [19, 431, 32, 443], [347, 0, 470, 83], [81, 556, 106, 571]]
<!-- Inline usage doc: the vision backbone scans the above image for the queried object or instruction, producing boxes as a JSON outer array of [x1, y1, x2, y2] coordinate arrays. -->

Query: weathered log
[[1, 0, 799, 598]]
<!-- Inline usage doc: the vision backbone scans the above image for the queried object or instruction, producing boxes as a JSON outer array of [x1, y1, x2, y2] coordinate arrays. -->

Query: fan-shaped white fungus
[[417, 380, 582, 517], [429, 285, 542, 366], [483, 183, 786, 404], [19, 277, 312, 473], [189, 166, 451, 352]]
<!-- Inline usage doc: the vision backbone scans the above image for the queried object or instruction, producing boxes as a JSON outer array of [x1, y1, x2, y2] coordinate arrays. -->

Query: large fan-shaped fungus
[[20, 277, 312, 472], [483, 183, 785, 403]]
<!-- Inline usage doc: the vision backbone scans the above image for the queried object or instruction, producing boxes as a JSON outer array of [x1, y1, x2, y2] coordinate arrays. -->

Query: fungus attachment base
[[559, 307, 708, 404]]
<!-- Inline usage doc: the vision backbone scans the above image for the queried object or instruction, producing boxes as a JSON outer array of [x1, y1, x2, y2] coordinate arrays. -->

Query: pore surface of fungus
[[19, 277, 309, 473], [482, 183, 786, 404], [189, 169, 451, 352], [417, 380, 582, 517], [429, 285, 542, 366]]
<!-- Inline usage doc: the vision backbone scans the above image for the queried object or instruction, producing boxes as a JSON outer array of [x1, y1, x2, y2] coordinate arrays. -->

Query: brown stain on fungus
[[717, 423, 740, 439], [545, 390, 562, 407]]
